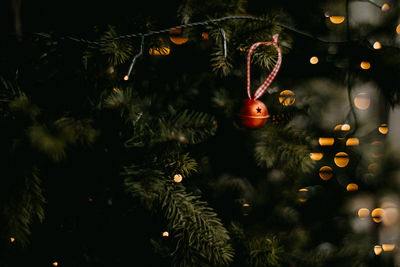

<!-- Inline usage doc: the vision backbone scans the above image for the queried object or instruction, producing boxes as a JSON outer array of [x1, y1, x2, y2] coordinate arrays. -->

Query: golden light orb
[[310, 56, 319, 64], [373, 41, 382, 50], [162, 231, 169, 237], [123, 75, 129, 81], [310, 152, 324, 161], [201, 32, 209, 40], [319, 166, 333, 180], [346, 137, 359, 146], [358, 208, 370, 217], [354, 92, 371, 110], [360, 61, 371, 70], [173, 174, 183, 183], [52, 262, 59, 267], [329, 16, 345, 24], [298, 188, 309, 192], [319, 137, 334, 146], [10, 237, 15, 243], [397, 24, 400, 34], [333, 124, 342, 131], [378, 123, 388, 134], [374, 245, 383, 255], [341, 124, 351, 131], [278, 90, 296, 106], [334, 152, 350, 167], [372, 208, 384, 223], [149, 46, 170, 56], [381, 3, 390, 11], [169, 28, 189, 45], [346, 183, 358, 191], [382, 244, 395, 251]]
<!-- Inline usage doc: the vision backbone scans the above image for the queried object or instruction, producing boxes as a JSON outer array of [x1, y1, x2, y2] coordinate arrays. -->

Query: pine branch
[[254, 124, 314, 173], [157, 110, 218, 145], [124, 168, 234, 266], [3, 168, 45, 247], [28, 118, 98, 162]]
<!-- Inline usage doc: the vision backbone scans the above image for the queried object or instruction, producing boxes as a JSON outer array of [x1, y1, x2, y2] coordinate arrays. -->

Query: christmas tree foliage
[[1, 0, 400, 266]]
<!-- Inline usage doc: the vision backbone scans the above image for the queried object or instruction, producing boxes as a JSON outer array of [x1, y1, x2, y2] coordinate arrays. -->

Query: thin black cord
[[33, 15, 347, 45]]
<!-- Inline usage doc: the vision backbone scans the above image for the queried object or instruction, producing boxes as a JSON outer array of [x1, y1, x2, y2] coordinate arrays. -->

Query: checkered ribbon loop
[[246, 34, 282, 100]]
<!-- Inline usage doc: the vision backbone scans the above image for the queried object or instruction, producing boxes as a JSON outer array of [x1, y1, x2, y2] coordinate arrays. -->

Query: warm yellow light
[[397, 24, 400, 34], [319, 137, 334, 146], [373, 41, 382, 50], [319, 166, 333, 180], [358, 208, 370, 217], [346, 137, 359, 146], [334, 152, 349, 167], [173, 174, 183, 183], [381, 3, 390, 11], [354, 92, 371, 110], [278, 90, 296, 106], [243, 203, 250, 207], [162, 231, 169, 237], [310, 152, 323, 161], [372, 208, 384, 223], [149, 47, 170, 56], [52, 262, 58, 267], [329, 16, 345, 24], [374, 245, 383, 255], [333, 124, 343, 131], [169, 28, 189, 45], [202, 32, 209, 40], [346, 183, 358, 191], [378, 123, 388, 134], [10, 237, 15, 243], [123, 75, 129, 81], [298, 198, 307, 203], [298, 188, 309, 192], [360, 61, 371, 70], [382, 244, 395, 251], [310, 56, 319, 64], [341, 124, 351, 131]]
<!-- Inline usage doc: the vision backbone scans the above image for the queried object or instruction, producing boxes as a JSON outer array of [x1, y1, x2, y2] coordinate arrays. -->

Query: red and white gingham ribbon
[[247, 34, 282, 100]]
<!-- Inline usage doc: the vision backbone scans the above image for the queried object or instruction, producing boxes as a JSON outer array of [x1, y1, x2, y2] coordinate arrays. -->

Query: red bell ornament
[[238, 99, 270, 128], [237, 34, 282, 129]]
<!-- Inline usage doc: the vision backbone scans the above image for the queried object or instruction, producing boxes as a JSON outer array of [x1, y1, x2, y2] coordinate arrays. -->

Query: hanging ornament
[[237, 34, 282, 129]]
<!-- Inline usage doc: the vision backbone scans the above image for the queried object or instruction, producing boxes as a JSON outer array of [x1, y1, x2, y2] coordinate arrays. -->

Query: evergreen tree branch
[[254, 124, 314, 173]]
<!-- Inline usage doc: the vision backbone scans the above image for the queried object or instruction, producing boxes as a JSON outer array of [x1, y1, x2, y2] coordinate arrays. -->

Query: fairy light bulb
[[354, 92, 371, 110], [341, 124, 350, 131], [319, 137, 334, 146], [346, 138, 359, 146], [358, 208, 370, 217], [374, 245, 383, 255], [329, 16, 345, 24], [382, 244, 395, 251], [360, 61, 371, 70], [373, 41, 382, 50], [173, 174, 183, 183], [346, 183, 358, 191], [381, 3, 390, 11], [123, 75, 129, 81], [334, 152, 349, 167], [310, 56, 319, 64], [310, 152, 323, 161], [52, 262, 59, 267], [319, 166, 333, 180], [162, 231, 169, 237], [397, 25, 400, 34], [378, 123, 388, 134], [10, 237, 15, 243]]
